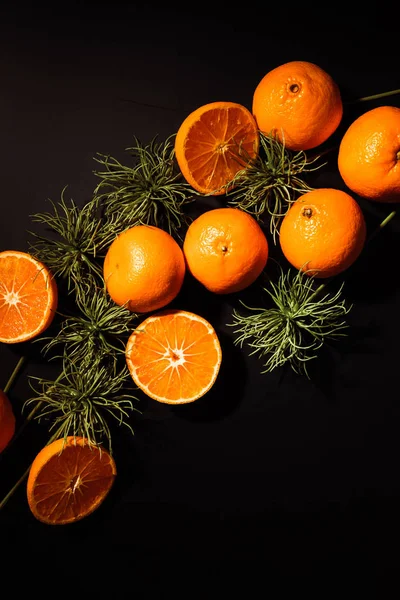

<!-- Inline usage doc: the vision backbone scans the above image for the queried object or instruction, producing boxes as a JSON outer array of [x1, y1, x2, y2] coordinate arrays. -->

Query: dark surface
[[1, 3, 400, 579]]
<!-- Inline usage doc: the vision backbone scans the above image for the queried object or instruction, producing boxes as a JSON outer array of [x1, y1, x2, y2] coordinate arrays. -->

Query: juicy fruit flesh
[[0, 252, 55, 342], [126, 310, 222, 404], [28, 438, 116, 525], [176, 103, 259, 194], [185, 107, 257, 190]]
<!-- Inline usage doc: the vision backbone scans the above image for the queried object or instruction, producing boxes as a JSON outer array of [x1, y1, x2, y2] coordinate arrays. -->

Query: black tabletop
[[0, 3, 399, 580]]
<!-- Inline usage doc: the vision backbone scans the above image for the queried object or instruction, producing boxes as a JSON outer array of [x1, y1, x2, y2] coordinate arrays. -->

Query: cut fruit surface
[[126, 309, 222, 404], [27, 436, 116, 525], [174, 101, 259, 195], [0, 250, 58, 343]]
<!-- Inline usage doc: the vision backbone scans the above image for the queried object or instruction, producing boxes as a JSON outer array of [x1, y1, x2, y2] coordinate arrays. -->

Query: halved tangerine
[[126, 309, 222, 404]]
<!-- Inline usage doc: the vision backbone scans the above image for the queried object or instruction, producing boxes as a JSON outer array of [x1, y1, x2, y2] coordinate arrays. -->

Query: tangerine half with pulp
[[174, 101, 259, 195], [27, 436, 117, 525], [0, 250, 58, 344], [126, 309, 222, 404]]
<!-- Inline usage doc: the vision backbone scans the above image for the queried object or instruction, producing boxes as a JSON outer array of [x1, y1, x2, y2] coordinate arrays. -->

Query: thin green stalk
[[367, 210, 397, 243], [0, 423, 66, 511], [3, 356, 26, 394], [353, 89, 400, 103]]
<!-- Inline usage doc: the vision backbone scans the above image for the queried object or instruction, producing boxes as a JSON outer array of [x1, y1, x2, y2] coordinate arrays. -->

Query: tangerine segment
[[0, 250, 58, 343], [175, 101, 259, 195], [27, 436, 116, 525], [126, 309, 222, 404]]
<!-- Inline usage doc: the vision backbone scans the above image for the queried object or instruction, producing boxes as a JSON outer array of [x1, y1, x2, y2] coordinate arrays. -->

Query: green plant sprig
[[40, 275, 138, 365], [24, 358, 140, 453], [93, 135, 194, 240], [229, 266, 350, 377], [28, 188, 117, 295], [225, 132, 325, 243]]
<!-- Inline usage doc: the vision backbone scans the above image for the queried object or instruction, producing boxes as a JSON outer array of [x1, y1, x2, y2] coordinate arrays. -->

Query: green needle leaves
[[40, 275, 138, 365], [25, 360, 139, 452], [225, 132, 325, 242], [28, 189, 116, 294], [229, 267, 351, 377], [93, 135, 194, 240]]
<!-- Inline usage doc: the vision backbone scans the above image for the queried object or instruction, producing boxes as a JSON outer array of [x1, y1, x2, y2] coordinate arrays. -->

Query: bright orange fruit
[[126, 309, 222, 404], [103, 225, 186, 313], [338, 105, 400, 203], [252, 61, 343, 151], [0, 250, 58, 344], [27, 436, 117, 525], [279, 188, 366, 278], [174, 101, 259, 195], [0, 390, 15, 454], [183, 207, 269, 294]]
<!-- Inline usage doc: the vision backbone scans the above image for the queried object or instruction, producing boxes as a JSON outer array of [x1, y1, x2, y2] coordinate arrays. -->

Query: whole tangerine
[[252, 60, 343, 151], [183, 207, 269, 294], [279, 188, 366, 278], [338, 105, 400, 203], [104, 225, 186, 313]]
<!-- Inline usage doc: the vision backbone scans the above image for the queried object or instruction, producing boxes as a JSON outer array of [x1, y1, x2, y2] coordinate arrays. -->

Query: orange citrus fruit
[[0, 390, 15, 454], [183, 207, 269, 294], [126, 309, 222, 404], [103, 225, 186, 314], [0, 250, 58, 344], [279, 188, 366, 278], [27, 436, 117, 525], [252, 60, 343, 151], [338, 105, 400, 203], [174, 101, 259, 195]]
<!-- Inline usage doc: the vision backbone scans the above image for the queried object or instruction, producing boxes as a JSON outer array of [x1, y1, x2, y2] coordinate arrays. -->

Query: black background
[[0, 1, 400, 582]]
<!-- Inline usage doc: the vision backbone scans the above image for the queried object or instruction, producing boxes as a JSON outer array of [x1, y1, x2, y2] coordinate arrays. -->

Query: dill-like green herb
[[40, 275, 138, 364], [225, 132, 324, 242], [24, 358, 140, 452], [28, 188, 116, 294], [93, 135, 194, 239], [229, 266, 351, 377]]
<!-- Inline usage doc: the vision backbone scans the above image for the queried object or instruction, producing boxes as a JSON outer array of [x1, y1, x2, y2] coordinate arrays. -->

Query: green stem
[[354, 89, 400, 103], [3, 356, 26, 394], [367, 210, 397, 243], [0, 423, 65, 512], [309, 283, 329, 303]]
